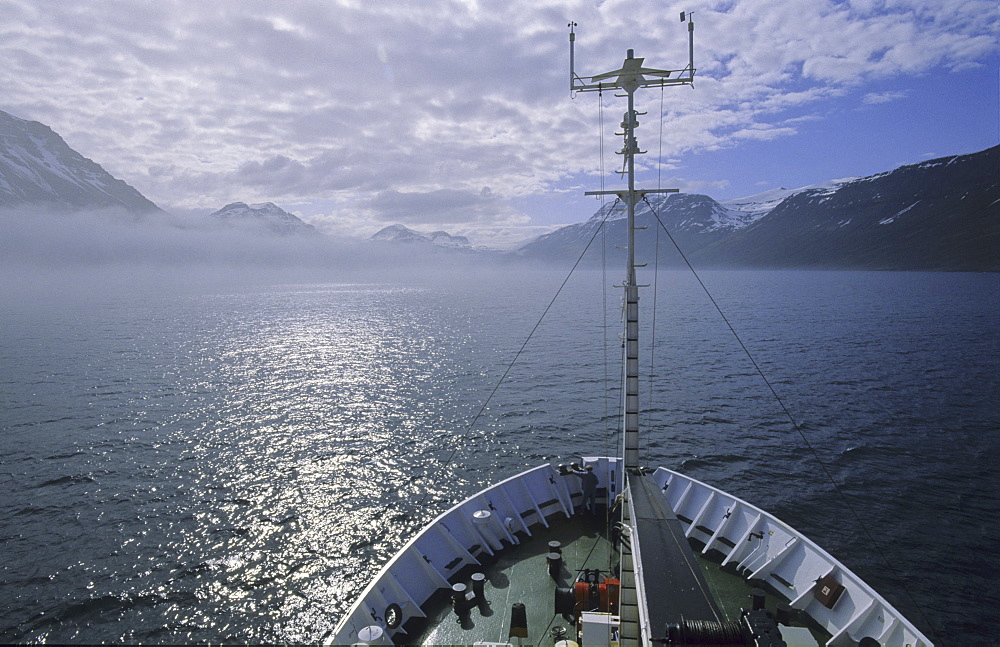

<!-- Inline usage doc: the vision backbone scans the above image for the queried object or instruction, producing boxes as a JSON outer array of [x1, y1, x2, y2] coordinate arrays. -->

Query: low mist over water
[[1, 226, 998, 643], [0, 207, 516, 291]]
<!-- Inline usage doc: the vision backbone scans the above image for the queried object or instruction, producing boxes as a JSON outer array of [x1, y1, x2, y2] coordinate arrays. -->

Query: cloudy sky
[[2, 0, 997, 247]]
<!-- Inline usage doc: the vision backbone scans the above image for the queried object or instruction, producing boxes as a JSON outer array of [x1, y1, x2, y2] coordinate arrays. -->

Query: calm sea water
[[1, 269, 997, 644]]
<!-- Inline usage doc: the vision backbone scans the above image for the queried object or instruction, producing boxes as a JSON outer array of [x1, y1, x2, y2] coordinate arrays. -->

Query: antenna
[[680, 11, 695, 79], [568, 21, 578, 94]]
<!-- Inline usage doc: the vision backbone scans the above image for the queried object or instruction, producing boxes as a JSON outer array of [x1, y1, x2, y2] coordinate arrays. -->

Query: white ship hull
[[330, 457, 931, 646]]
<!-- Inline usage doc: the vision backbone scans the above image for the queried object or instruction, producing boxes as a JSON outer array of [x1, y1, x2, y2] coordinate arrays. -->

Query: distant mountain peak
[[585, 192, 762, 233], [371, 224, 471, 248], [0, 109, 162, 213], [209, 201, 318, 236]]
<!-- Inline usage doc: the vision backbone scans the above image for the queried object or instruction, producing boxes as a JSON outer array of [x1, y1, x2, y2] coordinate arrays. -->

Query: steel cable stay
[[409, 200, 623, 517], [599, 87, 613, 481], [598, 88, 618, 572], [648, 82, 666, 409], [640, 195, 937, 642], [389, 88, 624, 583]]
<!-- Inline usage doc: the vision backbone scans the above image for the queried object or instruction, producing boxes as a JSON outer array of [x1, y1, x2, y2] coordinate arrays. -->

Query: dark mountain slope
[[694, 147, 999, 270], [0, 109, 161, 213]]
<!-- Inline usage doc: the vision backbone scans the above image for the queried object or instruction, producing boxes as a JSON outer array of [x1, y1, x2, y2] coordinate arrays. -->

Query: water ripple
[[0, 271, 997, 644]]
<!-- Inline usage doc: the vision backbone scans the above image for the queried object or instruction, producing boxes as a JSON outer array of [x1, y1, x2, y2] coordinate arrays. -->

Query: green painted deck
[[401, 508, 829, 646], [408, 510, 616, 645]]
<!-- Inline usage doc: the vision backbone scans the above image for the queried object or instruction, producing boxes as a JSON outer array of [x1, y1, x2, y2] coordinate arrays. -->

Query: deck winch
[[554, 568, 620, 620], [657, 609, 788, 647]]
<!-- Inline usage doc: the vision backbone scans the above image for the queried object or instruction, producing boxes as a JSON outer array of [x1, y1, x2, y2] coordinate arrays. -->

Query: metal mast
[[571, 15, 695, 472]]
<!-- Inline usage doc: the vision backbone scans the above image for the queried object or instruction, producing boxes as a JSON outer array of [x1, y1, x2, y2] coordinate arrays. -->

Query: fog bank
[[1, 208, 528, 303]]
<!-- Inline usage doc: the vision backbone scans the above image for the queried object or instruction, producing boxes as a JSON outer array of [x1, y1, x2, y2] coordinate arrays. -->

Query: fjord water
[[1, 269, 997, 644]]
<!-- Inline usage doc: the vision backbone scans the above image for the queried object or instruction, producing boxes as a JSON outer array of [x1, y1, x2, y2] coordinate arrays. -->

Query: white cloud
[[1, 0, 996, 244], [862, 90, 909, 105], [367, 187, 517, 225]]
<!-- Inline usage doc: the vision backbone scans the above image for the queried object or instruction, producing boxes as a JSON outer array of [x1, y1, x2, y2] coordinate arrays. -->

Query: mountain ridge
[[371, 224, 476, 250], [0, 109, 162, 213], [3, 108, 995, 270], [517, 145, 999, 271]]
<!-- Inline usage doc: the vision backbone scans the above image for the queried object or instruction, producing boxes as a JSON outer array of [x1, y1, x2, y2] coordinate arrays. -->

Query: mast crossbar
[[585, 189, 678, 198]]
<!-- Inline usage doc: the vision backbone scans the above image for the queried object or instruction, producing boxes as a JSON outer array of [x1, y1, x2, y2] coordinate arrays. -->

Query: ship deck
[[332, 461, 928, 647], [401, 504, 827, 646], [408, 509, 614, 645]]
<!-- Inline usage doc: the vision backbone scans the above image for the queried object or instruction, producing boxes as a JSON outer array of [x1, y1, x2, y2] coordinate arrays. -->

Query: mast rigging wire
[[640, 195, 935, 640], [413, 200, 622, 513], [648, 83, 666, 411], [600, 88, 612, 461], [599, 89, 616, 565]]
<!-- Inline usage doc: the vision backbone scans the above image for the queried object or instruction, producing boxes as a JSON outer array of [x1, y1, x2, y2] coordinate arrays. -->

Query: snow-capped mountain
[[718, 180, 853, 220], [592, 189, 778, 232], [701, 147, 999, 270], [518, 146, 999, 271], [371, 224, 472, 249], [0, 109, 161, 213], [517, 192, 745, 261], [209, 201, 318, 236]]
